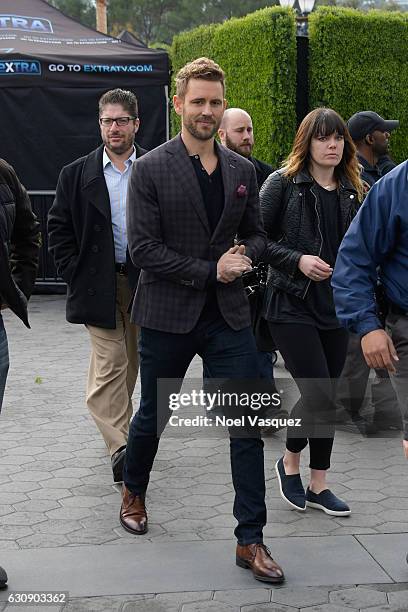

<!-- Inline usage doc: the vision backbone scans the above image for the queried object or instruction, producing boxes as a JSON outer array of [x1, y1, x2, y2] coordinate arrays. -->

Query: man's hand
[[217, 245, 252, 284], [403, 439, 408, 459], [361, 329, 399, 373], [298, 255, 332, 281]]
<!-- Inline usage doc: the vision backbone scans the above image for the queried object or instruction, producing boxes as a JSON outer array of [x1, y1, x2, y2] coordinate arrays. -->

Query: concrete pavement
[[0, 296, 407, 611]]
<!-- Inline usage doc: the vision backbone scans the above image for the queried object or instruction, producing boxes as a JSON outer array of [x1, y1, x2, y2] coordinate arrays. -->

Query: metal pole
[[296, 34, 309, 126], [164, 85, 170, 141]]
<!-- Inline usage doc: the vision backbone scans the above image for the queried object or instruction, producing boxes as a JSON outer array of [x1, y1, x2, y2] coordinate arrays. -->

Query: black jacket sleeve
[[2, 161, 40, 299], [259, 171, 303, 276]]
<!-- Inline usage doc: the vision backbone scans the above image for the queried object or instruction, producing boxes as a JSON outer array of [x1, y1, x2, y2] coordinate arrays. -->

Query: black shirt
[[190, 154, 224, 316], [267, 183, 342, 329], [190, 154, 224, 234]]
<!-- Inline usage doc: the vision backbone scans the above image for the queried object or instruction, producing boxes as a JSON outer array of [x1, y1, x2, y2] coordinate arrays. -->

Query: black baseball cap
[[347, 111, 399, 141]]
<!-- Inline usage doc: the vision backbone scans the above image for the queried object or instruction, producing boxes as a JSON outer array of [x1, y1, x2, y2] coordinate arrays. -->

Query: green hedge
[[170, 7, 297, 168], [309, 7, 408, 163]]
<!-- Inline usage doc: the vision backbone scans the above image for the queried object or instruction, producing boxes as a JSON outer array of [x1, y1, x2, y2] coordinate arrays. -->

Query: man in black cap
[[347, 111, 399, 187]]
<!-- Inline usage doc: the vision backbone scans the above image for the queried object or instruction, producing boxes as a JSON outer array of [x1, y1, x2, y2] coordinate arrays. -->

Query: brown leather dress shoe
[[236, 543, 284, 583], [120, 485, 148, 535]]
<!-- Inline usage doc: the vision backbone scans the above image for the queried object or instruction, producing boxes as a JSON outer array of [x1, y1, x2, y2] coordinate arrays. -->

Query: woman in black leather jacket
[[260, 108, 363, 517]]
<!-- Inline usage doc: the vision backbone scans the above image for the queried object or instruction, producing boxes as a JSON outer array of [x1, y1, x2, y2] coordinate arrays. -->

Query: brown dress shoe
[[236, 543, 284, 583], [120, 485, 148, 535]]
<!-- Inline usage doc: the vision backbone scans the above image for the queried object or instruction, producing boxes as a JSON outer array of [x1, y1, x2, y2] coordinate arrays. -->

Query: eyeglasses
[[99, 116, 136, 127]]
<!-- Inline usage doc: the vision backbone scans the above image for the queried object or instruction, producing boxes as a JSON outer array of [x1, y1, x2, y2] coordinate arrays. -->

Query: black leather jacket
[[259, 168, 359, 304], [0, 160, 40, 326]]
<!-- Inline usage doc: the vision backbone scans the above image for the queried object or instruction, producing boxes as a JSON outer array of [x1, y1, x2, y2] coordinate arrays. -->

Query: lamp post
[[297, 0, 316, 36], [298, 0, 316, 12], [278, 0, 316, 123], [278, 0, 316, 36]]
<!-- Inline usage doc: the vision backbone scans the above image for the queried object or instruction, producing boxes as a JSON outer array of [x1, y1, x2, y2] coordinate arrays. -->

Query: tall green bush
[[171, 8, 297, 167], [309, 7, 408, 163]]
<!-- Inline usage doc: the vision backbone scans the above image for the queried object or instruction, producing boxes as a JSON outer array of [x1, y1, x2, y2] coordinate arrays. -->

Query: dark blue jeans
[[0, 326, 9, 413], [204, 349, 275, 381], [124, 311, 266, 545], [257, 350, 275, 380]]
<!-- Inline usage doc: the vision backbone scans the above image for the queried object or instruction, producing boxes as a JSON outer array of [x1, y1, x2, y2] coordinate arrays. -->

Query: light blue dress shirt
[[103, 147, 136, 264]]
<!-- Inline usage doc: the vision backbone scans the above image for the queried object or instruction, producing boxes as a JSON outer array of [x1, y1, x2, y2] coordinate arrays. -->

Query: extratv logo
[[0, 15, 53, 34], [0, 59, 41, 76]]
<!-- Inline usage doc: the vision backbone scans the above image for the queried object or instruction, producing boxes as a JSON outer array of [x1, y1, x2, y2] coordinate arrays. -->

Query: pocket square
[[237, 184, 248, 198]]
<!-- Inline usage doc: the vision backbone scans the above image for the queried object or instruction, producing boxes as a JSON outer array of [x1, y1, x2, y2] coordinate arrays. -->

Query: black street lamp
[[278, 0, 316, 36]]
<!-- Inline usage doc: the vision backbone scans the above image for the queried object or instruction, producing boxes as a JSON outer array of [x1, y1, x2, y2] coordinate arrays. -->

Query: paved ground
[[0, 296, 407, 611]]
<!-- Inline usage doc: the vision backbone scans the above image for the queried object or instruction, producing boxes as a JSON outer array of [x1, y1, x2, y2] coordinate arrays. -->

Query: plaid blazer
[[126, 134, 266, 333]]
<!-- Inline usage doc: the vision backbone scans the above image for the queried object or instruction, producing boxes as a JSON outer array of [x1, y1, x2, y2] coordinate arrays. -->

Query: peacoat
[[48, 144, 146, 329]]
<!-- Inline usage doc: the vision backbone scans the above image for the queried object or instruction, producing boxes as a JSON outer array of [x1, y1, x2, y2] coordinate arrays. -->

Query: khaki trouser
[[86, 273, 139, 456]]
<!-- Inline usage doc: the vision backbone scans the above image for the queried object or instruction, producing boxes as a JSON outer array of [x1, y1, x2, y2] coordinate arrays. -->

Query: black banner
[[0, 85, 167, 190]]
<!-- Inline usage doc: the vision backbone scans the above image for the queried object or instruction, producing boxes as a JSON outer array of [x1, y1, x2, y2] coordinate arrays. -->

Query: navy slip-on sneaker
[[275, 457, 306, 511], [306, 487, 351, 516]]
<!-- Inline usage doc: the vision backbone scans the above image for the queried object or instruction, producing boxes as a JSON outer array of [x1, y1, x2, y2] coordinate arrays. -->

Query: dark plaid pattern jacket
[[126, 135, 266, 333]]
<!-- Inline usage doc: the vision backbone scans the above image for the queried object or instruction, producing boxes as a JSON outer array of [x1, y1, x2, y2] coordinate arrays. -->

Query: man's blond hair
[[175, 57, 225, 99]]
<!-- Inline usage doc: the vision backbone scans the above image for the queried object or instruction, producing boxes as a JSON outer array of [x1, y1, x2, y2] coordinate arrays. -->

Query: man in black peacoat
[[48, 89, 146, 482], [48, 142, 145, 328]]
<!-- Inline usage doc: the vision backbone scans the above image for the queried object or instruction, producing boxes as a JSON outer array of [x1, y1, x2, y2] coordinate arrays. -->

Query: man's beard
[[225, 135, 252, 158], [104, 134, 134, 155], [373, 141, 389, 158], [184, 116, 219, 141]]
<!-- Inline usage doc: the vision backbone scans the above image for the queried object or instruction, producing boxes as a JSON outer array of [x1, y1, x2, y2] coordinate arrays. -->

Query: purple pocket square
[[237, 184, 248, 198]]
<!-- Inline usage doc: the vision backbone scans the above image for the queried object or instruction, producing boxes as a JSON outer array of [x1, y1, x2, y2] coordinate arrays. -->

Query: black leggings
[[269, 323, 349, 470]]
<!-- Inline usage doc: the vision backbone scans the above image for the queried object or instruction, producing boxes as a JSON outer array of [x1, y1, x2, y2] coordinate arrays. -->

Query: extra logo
[[0, 60, 41, 76], [0, 15, 53, 34]]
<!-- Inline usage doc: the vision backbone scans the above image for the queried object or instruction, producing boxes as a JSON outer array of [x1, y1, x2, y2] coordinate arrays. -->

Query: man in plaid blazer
[[121, 58, 284, 584]]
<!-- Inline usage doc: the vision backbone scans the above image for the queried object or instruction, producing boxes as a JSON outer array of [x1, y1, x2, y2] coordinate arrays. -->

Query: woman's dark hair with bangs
[[282, 107, 363, 200]]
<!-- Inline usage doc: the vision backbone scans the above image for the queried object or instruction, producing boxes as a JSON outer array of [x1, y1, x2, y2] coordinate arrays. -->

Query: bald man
[[218, 108, 273, 189], [218, 108, 278, 387]]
